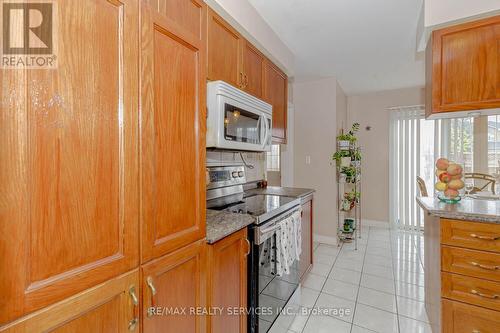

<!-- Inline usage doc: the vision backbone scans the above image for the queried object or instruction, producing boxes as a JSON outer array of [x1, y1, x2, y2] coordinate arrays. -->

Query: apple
[[450, 174, 462, 180], [436, 169, 446, 178], [435, 182, 448, 192], [439, 172, 452, 183], [447, 163, 463, 176], [448, 179, 465, 190], [436, 158, 449, 171], [444, 188, 459, 198]]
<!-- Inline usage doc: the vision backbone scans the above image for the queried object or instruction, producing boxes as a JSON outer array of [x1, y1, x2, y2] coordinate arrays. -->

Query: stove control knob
[[232, 171, 238, 178], [238, 171, 244, 177]]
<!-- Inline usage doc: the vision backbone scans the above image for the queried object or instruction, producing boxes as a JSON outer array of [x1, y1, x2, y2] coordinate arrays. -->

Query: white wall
[[205, 0, 295, 75], [425, 0, 500, 27], [418, 0, 500, 51], [293, 77, 341, 239], [347, 87, 425, 223]]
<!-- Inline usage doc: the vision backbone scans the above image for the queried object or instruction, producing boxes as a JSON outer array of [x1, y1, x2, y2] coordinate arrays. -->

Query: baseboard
[[313, 233, 337, 245]]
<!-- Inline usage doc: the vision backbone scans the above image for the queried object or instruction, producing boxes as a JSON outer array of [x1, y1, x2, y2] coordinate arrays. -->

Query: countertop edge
[[416, 197, 500, 224]]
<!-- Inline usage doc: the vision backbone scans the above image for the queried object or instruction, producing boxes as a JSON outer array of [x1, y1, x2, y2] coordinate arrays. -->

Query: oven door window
[[224, 103, 262, 144]]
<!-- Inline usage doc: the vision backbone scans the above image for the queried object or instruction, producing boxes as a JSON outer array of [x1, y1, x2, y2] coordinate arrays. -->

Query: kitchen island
[[417, 197, 500, 333]]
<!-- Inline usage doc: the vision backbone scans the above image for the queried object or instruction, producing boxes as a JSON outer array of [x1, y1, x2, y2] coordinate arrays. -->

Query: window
[[447, 117, 474, 173], [488, 115, 500, 175], [266, 144, 280, 172]]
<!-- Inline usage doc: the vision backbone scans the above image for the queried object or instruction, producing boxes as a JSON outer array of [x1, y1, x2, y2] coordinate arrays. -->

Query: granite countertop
[[206, 209, 255, 244], [417, 196, 500, 223], [206, 186, 315, 244], [245, 186, 315, 200]]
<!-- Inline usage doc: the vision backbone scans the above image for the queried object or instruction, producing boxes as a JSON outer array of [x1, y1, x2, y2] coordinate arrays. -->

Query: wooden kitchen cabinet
[[0, 270, 140, 333], [299, 198, 313, 279], [264, 61, 288, 143], [242, 41, 265, 98], [140, 0, 207, 263], [0, 0, 139, 324], [207, 229, 250, 333], [207, 7, 243, 87], [141, 240, 208, 333], [426, 15, 500, 116]]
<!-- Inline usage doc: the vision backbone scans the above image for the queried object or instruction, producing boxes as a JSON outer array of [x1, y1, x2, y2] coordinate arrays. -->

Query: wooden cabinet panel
[[442, 272, 500, 312], [299, 199, 313, 279], [442, 298, 500, 333], [207, 229, 249, 333], [141, 240, 207, 333], [140, 1, 206, 262], [0, 270, 140, 333], [442, 245, 500, 282], [426, 15, 500, 115], [263, 61, 288, 143], [147, 0, 204, 40], [441, 219, 500, 253], [242, 41, 265, 98], [0, 0, 139, 324], [207, 8, 242, 87]]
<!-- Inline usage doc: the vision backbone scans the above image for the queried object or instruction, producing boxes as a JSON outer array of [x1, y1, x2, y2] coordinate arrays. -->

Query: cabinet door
[[0, 270, 140, 333], [0, 0, 139, 324], [299, 199, 313, 279], [242, 41, 265, 98], [263, 62, 288, 143], [207, 8, 243, 87], [208, 229, 249, 333], [140, 1, 206, 263], [141, 240, 207, 333], [427, 16, 500, 115]]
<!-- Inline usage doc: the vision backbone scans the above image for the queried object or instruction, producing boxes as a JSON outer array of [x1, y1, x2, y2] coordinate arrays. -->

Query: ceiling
[[248, 0, 425, 95]]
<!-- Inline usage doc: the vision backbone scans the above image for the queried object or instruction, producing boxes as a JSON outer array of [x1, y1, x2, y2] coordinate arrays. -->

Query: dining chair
[[416, 176, 428, 197], [464, 173, 496, 194]]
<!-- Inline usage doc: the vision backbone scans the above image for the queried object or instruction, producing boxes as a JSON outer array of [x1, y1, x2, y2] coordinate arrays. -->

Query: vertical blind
[[389, 106, 424, 231]]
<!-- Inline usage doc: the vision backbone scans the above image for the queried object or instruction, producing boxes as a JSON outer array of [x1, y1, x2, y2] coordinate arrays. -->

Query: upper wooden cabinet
[[242, 41, 265, 98], [207, 229, 249, 333], [207, 8, 243, 87], [264, 61, 288, 143], [141, 240, 207, 333], [426, 15, 500, 116], [0, 0, 139, 324], [0, 270, 140, 333], [140, 0, 206, 263]]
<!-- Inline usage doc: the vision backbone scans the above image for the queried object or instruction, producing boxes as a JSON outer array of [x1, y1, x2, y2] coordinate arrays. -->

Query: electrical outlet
[[305, 156, 311, 164]]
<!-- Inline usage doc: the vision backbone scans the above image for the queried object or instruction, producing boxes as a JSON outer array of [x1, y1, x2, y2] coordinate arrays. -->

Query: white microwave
[[206, 81, 272, 152]]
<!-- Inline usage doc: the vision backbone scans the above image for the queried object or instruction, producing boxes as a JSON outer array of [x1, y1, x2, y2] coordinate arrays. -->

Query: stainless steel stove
[[206, 165, 302, 333]]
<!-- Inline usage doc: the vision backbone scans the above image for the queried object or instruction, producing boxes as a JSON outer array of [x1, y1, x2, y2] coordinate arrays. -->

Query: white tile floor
[[268, 225, 432, 333]]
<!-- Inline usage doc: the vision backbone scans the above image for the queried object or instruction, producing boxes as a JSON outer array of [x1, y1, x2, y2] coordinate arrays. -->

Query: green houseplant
[[333, 150, 351, 167]]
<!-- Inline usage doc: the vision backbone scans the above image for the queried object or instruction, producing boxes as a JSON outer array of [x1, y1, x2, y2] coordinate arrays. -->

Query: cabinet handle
[[239, 72, 244, 87], [470, 233, 500, 241], [146, 276, 157, 318], [470, 261, 499, 270], [245, 238, 251, 256], [128, 286, 139, 331], [470, 289, 499, 300], [472, 330, 481, 333], [244, 74, 249, 87]]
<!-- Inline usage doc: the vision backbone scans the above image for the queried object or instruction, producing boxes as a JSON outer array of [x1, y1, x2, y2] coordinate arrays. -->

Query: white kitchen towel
[[292, 209, 302, 259]]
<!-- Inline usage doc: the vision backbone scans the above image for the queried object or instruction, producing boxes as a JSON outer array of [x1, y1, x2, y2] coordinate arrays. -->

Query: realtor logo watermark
[[1, 0, 57, 68]]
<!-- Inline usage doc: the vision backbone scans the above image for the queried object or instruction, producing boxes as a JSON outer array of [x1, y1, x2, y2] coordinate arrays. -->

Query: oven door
[[218, 96, 270, 152], [248, 211, 301, 333]]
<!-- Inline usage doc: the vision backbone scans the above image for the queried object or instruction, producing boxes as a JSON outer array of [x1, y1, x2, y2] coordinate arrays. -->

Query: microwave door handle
[[261, 115, 269, 148]]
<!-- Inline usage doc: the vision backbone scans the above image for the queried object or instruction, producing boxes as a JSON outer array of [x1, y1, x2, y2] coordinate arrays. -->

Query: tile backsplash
[[206, 151, 266, 182]]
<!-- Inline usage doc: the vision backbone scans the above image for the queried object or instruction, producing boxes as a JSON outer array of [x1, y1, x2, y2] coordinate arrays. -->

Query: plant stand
[[336, 142, 362, 250]]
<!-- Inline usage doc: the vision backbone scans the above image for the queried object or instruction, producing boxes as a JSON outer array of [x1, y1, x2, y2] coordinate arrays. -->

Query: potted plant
[[340, 166, 357, 183], [337, 122, 360, 150], [333, 150, 351, 167], [351, 148, 361, 167], [340, 190, 360, 211]]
